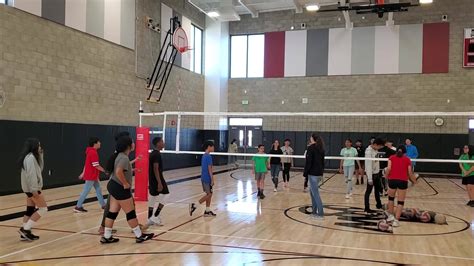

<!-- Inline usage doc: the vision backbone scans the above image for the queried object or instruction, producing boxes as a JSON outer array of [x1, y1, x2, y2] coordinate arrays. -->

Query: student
[[98, 131, 142, 235], [355, 140, 365, 185], [147, 137, 169, 226], [405, 138, 419, 170], [269, 140, 283, 192], [189, 141, 216, 217], [74, 137, 106, 213], [339, 139, 359, 199], [281, 139, 294, 188], [18, 138, 48, 241], [364, 138, 386, 214], [101, 136, 154, 244], [228, 139, 238, 167], [378, 140, 396, 197], [252, 145, 270, 199], [385, 145, 417, 227], [303, 134, 325, 220], [459, 145, 474, 207]]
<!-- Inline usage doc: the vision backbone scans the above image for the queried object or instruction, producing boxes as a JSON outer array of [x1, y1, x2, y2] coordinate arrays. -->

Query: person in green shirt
[[459, 145, 474, 207], [339, 139, 360, 199], [252, 145, 270, 200]]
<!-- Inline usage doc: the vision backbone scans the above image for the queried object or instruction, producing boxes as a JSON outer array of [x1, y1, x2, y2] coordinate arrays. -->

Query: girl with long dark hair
[[385, 145, 417, 227], [18, 138, 48, 241], [101, 136, 154, 244], [303, 134, 325, 220], [269, 140, 283, 192]]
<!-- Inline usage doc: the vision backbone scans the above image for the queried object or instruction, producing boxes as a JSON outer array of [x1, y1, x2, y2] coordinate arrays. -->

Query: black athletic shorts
[[462, 175, 474, 185], [107, 179, 132, 200], [388, 179, 408, 190], [25, 191, 42, 198], [149, 176, 170, 196]]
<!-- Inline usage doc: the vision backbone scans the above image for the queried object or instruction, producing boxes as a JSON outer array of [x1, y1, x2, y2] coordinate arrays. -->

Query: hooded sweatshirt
[[365, 145, 379, 183], [83, 147, 100, 181], [21, 153, 44, 193]]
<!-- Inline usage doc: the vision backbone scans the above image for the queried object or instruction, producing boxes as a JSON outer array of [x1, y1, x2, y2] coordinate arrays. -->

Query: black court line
[[0, 168, 234, 222], [448, 179, 467, 191], [0, 224, 405, 265]]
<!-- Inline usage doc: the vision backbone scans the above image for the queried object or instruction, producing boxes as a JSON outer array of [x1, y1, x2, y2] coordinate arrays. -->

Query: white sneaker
[[273, 188, 277, 192], [310, 215, 324, 221], [149, 216, 163, 226], [345, 194, 350, 199], [386, 214, 395, 223], [392, 220, 400, 227], [349, 193, 353, 197], [303, 187, 308, 193]]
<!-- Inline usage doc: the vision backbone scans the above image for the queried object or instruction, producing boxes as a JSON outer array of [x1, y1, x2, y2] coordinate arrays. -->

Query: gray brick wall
[[0, 2, 204, 127], [228, 0, 474, 134]]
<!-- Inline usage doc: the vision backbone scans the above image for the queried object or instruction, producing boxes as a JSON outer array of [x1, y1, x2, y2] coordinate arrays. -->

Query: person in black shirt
[[146, 137, 169, 227], [303, 133, 326, 220], [355, 140, 365, 185], [269, 140, 283, 192], [378, 140, 397, 196]]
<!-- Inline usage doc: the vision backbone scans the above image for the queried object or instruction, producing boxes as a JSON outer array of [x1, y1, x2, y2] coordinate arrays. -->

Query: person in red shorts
[[384, 145, 417, 227]]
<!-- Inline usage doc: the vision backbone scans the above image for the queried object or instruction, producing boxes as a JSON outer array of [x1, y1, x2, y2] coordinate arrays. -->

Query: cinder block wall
[[228, 0, 474, 133], [0, 1, 205, 127]]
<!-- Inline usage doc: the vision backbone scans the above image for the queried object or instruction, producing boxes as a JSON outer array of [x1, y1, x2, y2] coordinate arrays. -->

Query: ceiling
[[187, 0, 383, 21]]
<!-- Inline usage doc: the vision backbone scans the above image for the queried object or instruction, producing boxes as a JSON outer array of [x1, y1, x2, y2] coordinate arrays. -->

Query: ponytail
[[396, 145, 407, 158], [106, 136, 133, 175], [105, 151, 119, 175]]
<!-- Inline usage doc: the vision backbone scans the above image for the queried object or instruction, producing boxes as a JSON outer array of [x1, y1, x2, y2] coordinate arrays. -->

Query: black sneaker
[[361, 179, 364, 185], [356, 180, 360, 185], [257, 190, 261, 197], [468, 201, 474, 207], [189, 203, 197, 216], [74, 207, 88, 213], [19, 227, 37, 241], [136, 233, 154, 243], [100, 236, 120, 244], [259, 193, 265, 199], [204, 211, 217, 217]]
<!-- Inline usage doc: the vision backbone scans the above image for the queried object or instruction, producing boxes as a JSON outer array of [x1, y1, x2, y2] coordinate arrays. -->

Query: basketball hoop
[[173, 27, 191, 54]]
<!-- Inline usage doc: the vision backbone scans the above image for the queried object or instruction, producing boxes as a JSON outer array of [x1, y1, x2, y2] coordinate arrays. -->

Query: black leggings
[[283, 163, 291, 182]]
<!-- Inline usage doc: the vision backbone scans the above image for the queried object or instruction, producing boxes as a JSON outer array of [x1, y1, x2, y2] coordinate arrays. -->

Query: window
[[469, 119, 474, 129], [190, 25, 203, 74], [230, 34, 264, 78], [0, 0, 6, 4]]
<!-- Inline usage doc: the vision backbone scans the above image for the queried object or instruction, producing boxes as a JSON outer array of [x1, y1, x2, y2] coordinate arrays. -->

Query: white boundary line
[[134, 228, 474, 262], [140, 111, 474, 117], [0, 175, 239, 260]]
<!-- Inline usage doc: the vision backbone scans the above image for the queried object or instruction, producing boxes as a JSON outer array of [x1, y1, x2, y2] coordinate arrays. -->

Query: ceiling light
[[207, 11, 220, 18], [306, 4, 320, 12], [419, 0, 433, 4]]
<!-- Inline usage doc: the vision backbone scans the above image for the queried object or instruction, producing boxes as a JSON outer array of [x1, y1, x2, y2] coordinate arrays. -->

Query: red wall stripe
[[264, 31, 285, 78], [422, 23, 450, 73]]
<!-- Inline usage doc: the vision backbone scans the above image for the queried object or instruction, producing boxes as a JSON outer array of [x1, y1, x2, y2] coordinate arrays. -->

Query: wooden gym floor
[[0, 166, 473, 265]]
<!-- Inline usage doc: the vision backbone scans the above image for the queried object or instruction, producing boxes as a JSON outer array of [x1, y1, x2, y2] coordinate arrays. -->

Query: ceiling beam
[[293, 0, 303, 13], [238, 0, 259, 18]]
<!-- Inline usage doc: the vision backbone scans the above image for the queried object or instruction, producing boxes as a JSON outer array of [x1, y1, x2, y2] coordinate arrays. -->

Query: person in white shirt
[[281, 139, 294, 188], [364, 138, 386, 214]]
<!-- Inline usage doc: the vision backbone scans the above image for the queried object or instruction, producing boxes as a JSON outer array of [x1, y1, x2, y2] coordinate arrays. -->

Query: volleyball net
[[132, 110, 474, 200]]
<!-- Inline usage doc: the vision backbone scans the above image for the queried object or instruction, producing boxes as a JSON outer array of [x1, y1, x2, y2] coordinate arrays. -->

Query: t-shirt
[[356, 146, 365, 158], [378, 146, 397, 169], [459, 154, 474, 177], [269, 148, 283, 165], [110, 152, 132, 186], [83, 147, 100, 181], [252, 154, 269, 173], [149, 150, 163, 184], [388, 155, 412, 181], [340, 147, 358, 167], [201, 153, 213, 184]]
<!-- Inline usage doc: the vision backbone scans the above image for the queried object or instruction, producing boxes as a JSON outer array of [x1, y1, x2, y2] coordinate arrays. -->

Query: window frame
[[191, 24, 203, 74], [229, 33, 265, 79]]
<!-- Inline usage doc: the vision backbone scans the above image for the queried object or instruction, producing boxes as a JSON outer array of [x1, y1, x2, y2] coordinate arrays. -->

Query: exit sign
[[242, 100, 249, 105]]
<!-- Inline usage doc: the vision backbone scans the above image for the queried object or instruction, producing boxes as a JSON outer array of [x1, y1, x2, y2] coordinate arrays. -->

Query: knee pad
[[25, 206, 36, 217], [388, 196, 395, 202], [126, 210, 137, 221], [397, 201, 405, 206], [37, 207, 48, 217], [106, 211, 119, 220]]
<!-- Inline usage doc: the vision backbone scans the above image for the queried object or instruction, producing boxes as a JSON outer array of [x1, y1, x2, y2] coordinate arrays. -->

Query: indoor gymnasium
[[1, 0, 474, 265]]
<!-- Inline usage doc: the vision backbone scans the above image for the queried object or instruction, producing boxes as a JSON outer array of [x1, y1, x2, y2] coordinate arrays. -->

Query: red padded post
[[135, 127, 150, 201]]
